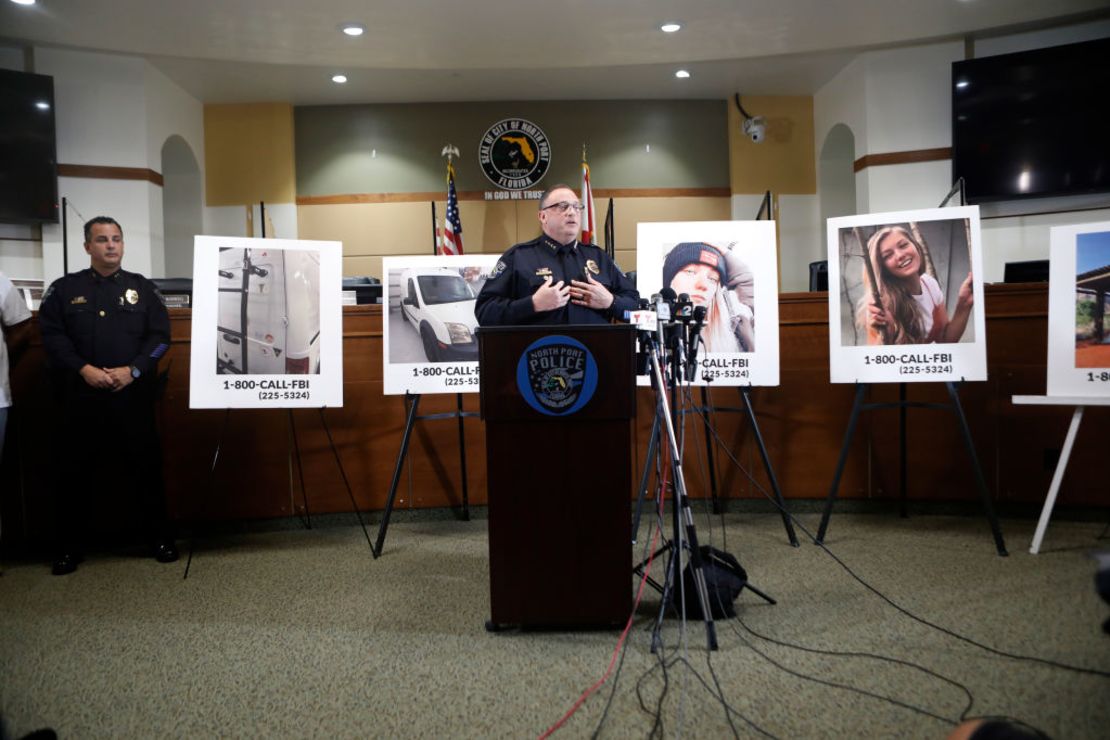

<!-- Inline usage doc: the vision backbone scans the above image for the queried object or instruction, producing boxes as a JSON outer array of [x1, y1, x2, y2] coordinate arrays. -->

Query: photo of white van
[[217, 246, 321, 374], [396, 266, 482, 362]]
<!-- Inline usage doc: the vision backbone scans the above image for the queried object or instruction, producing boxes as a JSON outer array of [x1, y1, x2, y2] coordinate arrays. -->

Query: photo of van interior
[[398, 267, 481, 362], [217, 247, 321, 374]]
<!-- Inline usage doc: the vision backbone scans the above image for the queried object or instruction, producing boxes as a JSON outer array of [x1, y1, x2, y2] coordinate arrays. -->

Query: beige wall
[[205, 103, 296, 206], [298, 195, 731, 278], [728, 96, 816, 196]]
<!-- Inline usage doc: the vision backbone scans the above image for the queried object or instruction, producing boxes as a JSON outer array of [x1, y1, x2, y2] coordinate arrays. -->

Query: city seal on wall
[[479, 118, 552, 191], [515, 335, 598, 416]]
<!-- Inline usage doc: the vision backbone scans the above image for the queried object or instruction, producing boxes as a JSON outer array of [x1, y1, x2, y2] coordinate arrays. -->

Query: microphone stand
[[633, 309, 720, 652]]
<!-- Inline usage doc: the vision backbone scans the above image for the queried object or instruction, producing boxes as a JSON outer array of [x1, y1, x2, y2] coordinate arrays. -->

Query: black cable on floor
[[689, 398, 1110, 680]]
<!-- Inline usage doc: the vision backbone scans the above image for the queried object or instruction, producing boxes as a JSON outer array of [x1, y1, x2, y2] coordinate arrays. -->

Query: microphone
[[686, 305, 707, 381]]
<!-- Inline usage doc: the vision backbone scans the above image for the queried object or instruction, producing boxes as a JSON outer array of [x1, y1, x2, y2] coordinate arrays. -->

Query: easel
[[668, 190, 799, 545], [1012, 395, 1110, 554], [372, 391, 476, 557], [638, 386, 799, 547], [816, 179, 1008, 556], [186, 206, 373, 576], [184, 406, 373, 578]]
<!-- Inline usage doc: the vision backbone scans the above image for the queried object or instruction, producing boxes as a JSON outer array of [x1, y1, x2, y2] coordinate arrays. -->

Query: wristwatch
[[130, 365, 141, 379]]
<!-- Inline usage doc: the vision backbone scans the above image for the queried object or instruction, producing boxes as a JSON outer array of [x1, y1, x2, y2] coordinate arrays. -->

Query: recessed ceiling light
[[341, 23, 364, 36], [34, 101, 49, 110], [675, 70, 690, 79], [332, 74, 348, 84], [10, 0, 37, 6], [955, 80, 969, 89], [660, 23, 681, 33]]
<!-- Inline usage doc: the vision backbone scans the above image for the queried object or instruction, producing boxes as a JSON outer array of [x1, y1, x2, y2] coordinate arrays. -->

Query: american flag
[[580, 156, 596, 245], [442, 161, 463, 256]]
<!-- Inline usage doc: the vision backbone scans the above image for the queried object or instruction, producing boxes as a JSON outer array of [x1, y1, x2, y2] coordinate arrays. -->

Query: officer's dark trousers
[[53, 385, 172, 552]]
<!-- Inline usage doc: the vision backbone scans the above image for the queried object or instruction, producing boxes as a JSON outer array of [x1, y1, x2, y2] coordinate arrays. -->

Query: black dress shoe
[[152, 541, 179, 563], [51, 553, 84, 576]]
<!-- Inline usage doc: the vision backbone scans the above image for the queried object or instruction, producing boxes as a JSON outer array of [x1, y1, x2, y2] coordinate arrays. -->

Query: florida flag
[[442, 161, 463, 256], [580, 157, 596, 245]]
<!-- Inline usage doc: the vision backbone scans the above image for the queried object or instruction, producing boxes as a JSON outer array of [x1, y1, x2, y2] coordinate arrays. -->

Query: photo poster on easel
[[189, 235, 344, 409], [1048, 221, 1110, 397], [382, 254, 499, 395], [634, 220, 781, 387], [827, 206, 987, 384]]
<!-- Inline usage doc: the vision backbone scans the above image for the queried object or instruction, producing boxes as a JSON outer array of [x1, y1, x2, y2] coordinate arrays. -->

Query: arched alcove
[[161, 135, 202, 278], [818, 123, 858, 226]]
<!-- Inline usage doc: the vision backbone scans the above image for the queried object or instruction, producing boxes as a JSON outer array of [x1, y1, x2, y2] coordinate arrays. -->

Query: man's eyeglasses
[[541, 201, 586, 214]]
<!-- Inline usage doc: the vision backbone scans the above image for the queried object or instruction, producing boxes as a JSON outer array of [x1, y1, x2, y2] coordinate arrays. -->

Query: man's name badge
[[535, 267, 552, 277], [70, 296, 87, 305]]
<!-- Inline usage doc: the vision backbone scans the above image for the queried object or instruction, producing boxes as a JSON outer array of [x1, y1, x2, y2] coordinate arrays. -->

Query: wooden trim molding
[[853, 147, 951, 173], [296, 186, 730, 206], [58, 164, 164, 187]]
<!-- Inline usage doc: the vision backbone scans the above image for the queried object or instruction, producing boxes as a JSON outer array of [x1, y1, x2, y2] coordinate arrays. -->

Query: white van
[[399, 267, 479, 362], [217, 247, 321, 374]]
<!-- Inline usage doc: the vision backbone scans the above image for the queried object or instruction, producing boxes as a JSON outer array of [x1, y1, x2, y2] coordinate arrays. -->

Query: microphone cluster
[[627, 289, 707, 384]]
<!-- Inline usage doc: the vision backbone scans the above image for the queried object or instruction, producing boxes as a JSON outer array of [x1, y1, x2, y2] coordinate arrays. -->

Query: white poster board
[[189, 236, 343, 408], [1048, 222, 1110, 397], [382, 254, 498, 395], [635, 221, 780, 386], [827, 207, 986, 384]]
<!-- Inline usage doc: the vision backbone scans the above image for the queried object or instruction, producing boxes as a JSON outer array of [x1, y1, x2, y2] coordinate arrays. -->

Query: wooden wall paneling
[[5, 284, 1108, 550]]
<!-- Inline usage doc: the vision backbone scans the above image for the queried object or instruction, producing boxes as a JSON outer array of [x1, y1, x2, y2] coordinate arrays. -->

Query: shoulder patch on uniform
[[490, 260, 507, 279]]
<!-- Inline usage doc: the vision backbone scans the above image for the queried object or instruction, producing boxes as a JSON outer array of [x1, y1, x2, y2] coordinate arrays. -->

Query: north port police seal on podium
[[516, 335, 598, 416]]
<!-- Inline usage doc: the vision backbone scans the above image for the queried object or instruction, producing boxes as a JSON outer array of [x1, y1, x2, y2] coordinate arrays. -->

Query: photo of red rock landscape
[[1075, 230, 1110, 368]]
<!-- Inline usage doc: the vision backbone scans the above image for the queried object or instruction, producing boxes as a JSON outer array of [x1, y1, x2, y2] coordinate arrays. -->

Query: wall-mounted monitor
[[952, 37, 1110, 204], [0, 68, 59, 224]]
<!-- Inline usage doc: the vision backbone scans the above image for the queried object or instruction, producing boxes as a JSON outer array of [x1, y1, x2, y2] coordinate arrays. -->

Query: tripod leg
[[741, 387, 799, 547], [701, 386, 721, 514], [185, 407, 231, 580], [899, 383, 908, 519], [288, 409, 311, 529], [631, 411, 661, 543], [946, 382, 1008, 556], [741, 582, 777, 606], [319, 408, 374, 554], [373, 393, 421, 558], [816, 383, 867, 545], [456, 393, 470, 521]]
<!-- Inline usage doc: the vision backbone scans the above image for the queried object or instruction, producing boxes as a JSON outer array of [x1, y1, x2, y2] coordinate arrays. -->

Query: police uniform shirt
[[38, 268, 171, 387], [475, 236, 640, 326]]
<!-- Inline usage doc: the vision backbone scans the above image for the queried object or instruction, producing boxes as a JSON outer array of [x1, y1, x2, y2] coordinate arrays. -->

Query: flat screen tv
[[952, 37, 1110, 204], [0, 68, 59, 224]]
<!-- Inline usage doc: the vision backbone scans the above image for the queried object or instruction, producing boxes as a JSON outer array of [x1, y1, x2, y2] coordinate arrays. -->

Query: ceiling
[[1, 0, 1108, 104]]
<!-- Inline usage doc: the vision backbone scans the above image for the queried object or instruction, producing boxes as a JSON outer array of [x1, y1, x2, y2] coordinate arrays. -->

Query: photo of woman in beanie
[[855, 225, 974, 346], [662, 241, 755, 353]]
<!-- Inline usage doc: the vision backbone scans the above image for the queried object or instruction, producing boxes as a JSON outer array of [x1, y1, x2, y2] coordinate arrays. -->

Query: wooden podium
[[478, 324, 636, 629]]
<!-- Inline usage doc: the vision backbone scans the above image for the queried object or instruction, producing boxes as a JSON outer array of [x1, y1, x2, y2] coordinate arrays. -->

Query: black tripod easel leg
[[899, 383, 908, 518], [288, 409, 311, 529], [318, 407, 374, 554], [700, 386, 722, 514], [816, 383, 868, 545], [631, 410, 662, 543], [455, 393, 470, 521], [373, 392, 421, 558], [740, 387, 799, 547], [945, 382, 1008, 556], [184, 408, 232, 579]]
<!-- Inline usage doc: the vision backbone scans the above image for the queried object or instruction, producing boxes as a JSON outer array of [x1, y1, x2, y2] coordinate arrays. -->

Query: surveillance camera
[[742, 116, 767, 143]]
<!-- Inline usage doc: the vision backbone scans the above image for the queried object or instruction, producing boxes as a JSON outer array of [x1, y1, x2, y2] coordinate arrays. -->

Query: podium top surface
[[1012, 395, 1110, 407]]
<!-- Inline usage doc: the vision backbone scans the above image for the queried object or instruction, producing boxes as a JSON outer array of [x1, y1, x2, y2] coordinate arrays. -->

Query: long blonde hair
[[855, 225, 927, 345]]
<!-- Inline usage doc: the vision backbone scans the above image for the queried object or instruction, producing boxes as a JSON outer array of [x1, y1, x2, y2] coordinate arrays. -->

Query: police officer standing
[[38, 216, 176, 575], [475, 184, 639, 326]]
